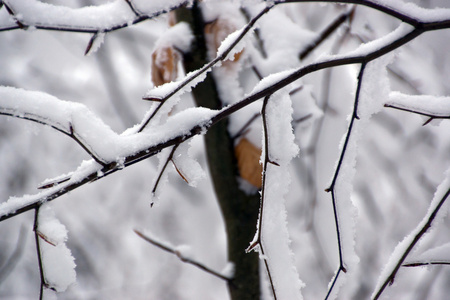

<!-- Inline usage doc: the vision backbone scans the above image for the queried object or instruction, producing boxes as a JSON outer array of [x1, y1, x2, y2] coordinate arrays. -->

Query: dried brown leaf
[[235, 138, 262, 188], [151, 46, 180, 87]]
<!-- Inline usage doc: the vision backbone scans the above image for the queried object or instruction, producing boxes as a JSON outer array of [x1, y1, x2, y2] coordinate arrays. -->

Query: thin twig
[[0, 110, 107, 166], [384, 103, 450, 125], [150, 144, 180, 202], [34, 205, 47, 300], [138, 4, 274, 132], [232, 113, 260, 139], [403, 261, 450, 267], [124, 0, 141, 17], [246, 95, 277, 299], [134, 229, 232, 281], [300, 6, 355, 60], [324, 63, 366, 299], [372, 186, 450, 299]]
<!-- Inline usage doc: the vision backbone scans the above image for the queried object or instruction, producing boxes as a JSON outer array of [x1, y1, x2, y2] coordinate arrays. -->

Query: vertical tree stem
[[175, 3, 260, 299]]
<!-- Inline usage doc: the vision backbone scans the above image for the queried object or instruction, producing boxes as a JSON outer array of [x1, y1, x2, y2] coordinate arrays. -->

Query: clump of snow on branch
[[260, 89, 303, 299], [38, 205, 76, 292], [172, 141, 206, 187], [154, 22, 193, 54]]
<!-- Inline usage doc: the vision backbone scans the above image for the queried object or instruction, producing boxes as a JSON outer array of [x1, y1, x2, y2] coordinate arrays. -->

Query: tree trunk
[[176, 3, 261, 299]]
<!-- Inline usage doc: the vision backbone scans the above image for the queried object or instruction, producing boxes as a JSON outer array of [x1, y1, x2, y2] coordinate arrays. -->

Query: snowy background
[[1, 0, 450, 299]]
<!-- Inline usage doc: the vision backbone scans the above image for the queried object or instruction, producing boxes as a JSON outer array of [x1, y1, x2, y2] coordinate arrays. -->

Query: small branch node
[[423, 117, 433, 126], [124, 0, 141, 17], [268, 159, 279, 166], [245, 241, 259, 253]]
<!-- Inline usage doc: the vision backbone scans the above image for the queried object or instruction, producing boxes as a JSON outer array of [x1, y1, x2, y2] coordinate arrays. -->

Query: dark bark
[[176, 3, 261, 299]]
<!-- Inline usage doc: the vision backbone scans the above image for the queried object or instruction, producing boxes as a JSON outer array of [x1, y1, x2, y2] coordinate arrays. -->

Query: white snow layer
[[0, 86, 217, 218], [386, 92, 450, 117], [0, 0, 189, 30], [260, 89, 304, 299], [38, 205, 76, 292], [0, 86, 217, 162], [327, 55, 394, 298]]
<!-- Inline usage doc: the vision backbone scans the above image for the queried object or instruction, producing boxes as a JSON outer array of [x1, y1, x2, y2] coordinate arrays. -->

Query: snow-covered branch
[[385, 92, 450, 125], [0, 0, 189, 33], [2, 6, 450, 222], [372, 177, 450, 299]]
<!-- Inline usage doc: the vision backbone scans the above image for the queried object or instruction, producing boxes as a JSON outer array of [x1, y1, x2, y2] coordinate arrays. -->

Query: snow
[[326, 55, 394, 297], [370, 0, 450, 23], [371, 168, 450, 298], [0, 86, 218, 163], [406, 242, 450, 265], [343, 23, 414, 60], [220, 262, 235, 279], [85, 31, 105, 56], [0, 86, 219, 219], [216, 27, 249, 62], [258, 89, 304, 299], [386, 92, 450, 117], [153, 22, 193, 53], [38, 205, 76, 292], [0, 0, 189, 30], [171, 141, 206, 187]]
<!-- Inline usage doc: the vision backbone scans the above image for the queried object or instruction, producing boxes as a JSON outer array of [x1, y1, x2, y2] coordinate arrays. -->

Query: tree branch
[[372, 186, 450, 299], [134, 229, 232, 281], [0, 0, 189, 33], [2, 9, 450, 223]]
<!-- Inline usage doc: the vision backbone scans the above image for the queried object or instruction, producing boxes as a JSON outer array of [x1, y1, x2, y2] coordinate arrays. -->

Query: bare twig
[[323, 62, 366, 299], [124, 0, 141, 17], [84, 31, 104, 56], [403, 261, 450, 267], [232, 113, 260, 139], [150, 143, 180, 206], [299, 6, 355, 60], [384, 103, 450, 126], [33, 205, 53, 300], [134, 229, 232, 281]]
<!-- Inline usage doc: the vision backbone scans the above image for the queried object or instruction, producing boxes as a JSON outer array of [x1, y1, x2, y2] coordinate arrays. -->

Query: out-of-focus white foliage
[[1, 0, 450, 300]]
